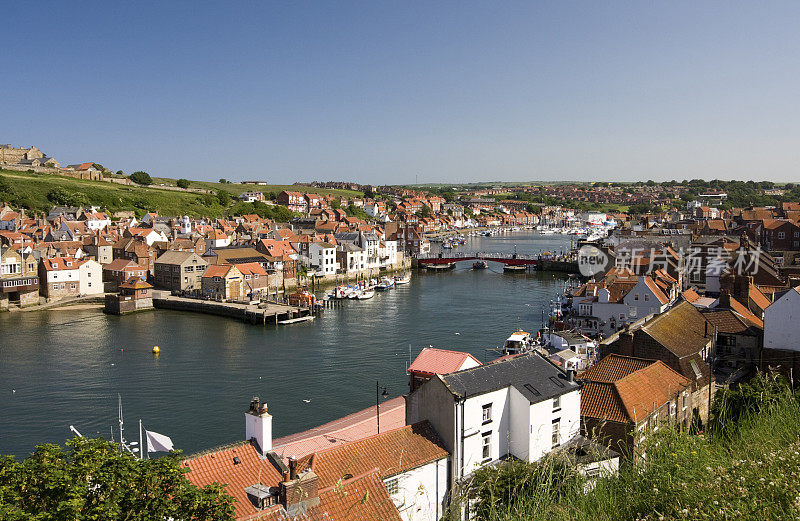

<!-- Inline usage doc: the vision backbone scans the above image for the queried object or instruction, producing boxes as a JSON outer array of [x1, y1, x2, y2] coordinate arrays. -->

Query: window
[[670, 402, 677, 417], [778, 232, 785, 239], [482, 404, 492, 423], [795, 231, 800, 238], [551, 419, 560, 448], [682, 392, 689, 410], [385, 476, 399, 495], [552, 396, 561, 413], [481, 432, 491, 461], [644, 294, 649, 302], [634, 293, 639, 301]]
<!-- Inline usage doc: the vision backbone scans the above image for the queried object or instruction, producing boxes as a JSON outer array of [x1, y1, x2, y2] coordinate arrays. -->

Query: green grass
[[149, 176, 362, 198], [0, 169, 361, 218], [458, 373, 800, 521]]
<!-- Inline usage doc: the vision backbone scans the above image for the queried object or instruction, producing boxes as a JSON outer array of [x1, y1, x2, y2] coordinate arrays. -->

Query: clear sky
[[4, 1, 800, 184]]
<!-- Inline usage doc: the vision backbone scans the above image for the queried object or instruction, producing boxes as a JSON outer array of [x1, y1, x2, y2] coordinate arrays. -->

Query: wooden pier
[[152, 295, 313, 326]]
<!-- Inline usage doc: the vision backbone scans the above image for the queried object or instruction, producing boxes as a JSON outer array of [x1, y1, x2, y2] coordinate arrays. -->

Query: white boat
[[375, 277, 395, 290], [503, 330, 535, 355], [356, 289, 375, 299], [394, 274, 411, 285]]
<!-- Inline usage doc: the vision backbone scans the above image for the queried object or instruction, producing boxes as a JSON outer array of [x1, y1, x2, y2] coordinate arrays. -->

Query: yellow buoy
[[152, 345, 160, 354]]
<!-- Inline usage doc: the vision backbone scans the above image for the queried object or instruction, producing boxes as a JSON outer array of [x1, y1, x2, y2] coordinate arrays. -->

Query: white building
[[77, 259, 103, 296], [238, 191, 265, 203], [574, 276, 672, 337], [406, 353, 582, 491], [308, 242, 338, 276], [763, 286, 800, 352]]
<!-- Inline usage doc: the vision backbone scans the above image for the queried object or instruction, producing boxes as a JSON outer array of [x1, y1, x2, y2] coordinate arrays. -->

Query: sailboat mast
[[139, 419, 144, 461]]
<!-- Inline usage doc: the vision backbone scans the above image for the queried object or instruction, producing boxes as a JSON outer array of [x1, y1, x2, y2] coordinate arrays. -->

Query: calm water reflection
[[0, 232, 573, 458]]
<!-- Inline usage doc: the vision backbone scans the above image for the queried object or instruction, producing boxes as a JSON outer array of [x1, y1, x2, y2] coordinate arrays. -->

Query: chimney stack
[[245, 396, 272, 456], [288, 456, 298, 480]]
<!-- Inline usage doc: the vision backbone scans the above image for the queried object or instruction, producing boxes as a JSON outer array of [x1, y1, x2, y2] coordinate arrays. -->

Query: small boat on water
[[375, 277, 395, 290], [394, 273, 411, 284], [503, 264, 527, 273], [426, 263, 455, 271], [356, 289, 375, 299], [473, 260, 488, 270]]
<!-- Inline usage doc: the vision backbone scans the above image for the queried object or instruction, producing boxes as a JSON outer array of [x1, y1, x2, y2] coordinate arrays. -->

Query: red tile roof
[[41, 256, 80, 270], [302, 421, 447, 488], [203, 264, 234, 278], [407, 348, 481, 376], [183, 441, 282, 519], [580, 355, 690, 424], [254, 471, 402, 521]]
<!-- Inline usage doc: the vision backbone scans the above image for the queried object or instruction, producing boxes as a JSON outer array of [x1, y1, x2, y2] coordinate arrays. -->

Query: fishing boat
[[503, 264, 527, 273], [503, 331, 535, 355], [394, 273, 411, 284], [473, 260, 487, 270]]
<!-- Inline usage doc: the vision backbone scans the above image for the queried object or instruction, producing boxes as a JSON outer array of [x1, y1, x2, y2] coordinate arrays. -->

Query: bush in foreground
[[0, 437, 234, 520]]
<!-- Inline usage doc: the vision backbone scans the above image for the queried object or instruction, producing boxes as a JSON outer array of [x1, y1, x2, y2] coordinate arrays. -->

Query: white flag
[[146, 430, 174, 453]]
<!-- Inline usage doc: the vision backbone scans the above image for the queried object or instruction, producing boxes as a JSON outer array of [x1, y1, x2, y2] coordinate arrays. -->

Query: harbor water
[[0, 231, 573, 458]]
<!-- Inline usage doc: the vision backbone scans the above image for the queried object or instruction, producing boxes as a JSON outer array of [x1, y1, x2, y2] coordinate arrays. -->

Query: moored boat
[[394, 273, 411, 284], [473, 260, 487, 270], [356, 289, 375, 299]]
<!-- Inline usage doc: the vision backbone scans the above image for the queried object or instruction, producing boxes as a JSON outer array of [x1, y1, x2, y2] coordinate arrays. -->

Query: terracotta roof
[[407, 348, 481, 376], [639, 301, 711, 358], [749, 285, 772, 313], [579, 354, 655, 382], [580, 356, 689, 424], [303, 421, 447, 488], [183, 440, 282, 519], [238, 262, 267, 276], [643, 277, 670, 305], [104, 258, 140, 271], [119, 278, 152, 290], [203, 264, 234, 278], [681, 288, 700, 303], [254, 471, 402, 521], [41, 257, 80, 270]]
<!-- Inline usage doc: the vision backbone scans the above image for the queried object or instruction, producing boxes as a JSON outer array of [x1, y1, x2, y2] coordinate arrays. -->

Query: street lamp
[[376, 381, 388, 433]]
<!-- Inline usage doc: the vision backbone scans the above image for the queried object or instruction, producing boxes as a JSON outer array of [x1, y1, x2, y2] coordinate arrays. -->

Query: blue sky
[[4, 1, 800, 184]]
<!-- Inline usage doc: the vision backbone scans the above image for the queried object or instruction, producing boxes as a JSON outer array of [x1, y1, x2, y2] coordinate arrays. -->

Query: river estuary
[[0, 231, 573, 458]]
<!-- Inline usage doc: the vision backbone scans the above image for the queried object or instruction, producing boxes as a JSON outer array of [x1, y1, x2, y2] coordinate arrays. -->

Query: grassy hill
[[0, 169, 362, 219]]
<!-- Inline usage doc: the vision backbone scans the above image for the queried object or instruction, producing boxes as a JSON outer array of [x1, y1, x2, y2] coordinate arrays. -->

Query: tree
[[218, 178, 228, 184], [176, 179, 191, 189], [330, 199, 341, 209], [418, 205, 432, 218], [0, 436, 235, 520], [129, 171, 153, 185], [345, 204, 369, 220], [627, 202, 653, 215], [216, 190, 232, 205]]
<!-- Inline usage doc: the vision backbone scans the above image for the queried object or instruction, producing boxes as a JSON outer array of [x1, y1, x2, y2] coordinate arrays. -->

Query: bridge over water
[[415, 252, 581, 274]]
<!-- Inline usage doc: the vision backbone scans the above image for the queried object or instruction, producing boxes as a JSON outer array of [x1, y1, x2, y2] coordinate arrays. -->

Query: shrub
[[176, 178, 191, 189], [130, 171, 153, 185]]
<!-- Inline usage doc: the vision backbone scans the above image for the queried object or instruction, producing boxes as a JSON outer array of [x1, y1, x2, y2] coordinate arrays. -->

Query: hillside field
[[0, 169, 362, 218]]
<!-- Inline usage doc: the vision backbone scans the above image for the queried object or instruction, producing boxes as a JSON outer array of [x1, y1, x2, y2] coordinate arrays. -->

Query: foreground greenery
[[0, 437, 235, 520], [459, 373, 800, 520], [0, 168, 361, 218]]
